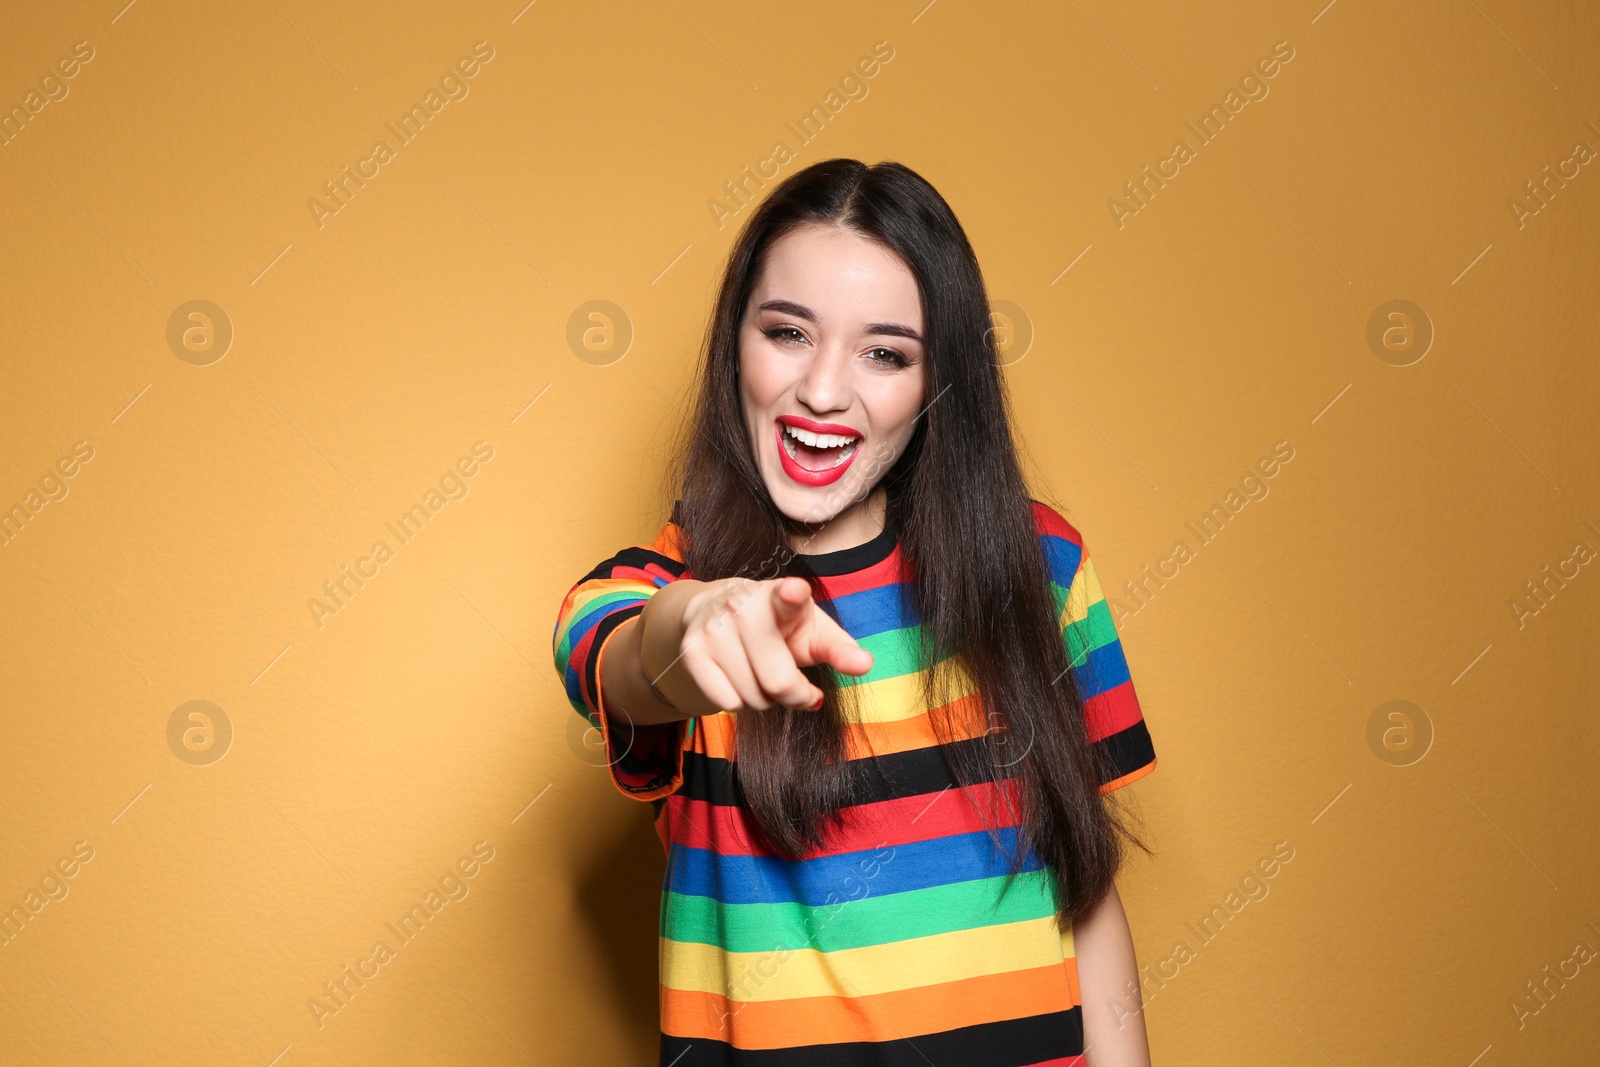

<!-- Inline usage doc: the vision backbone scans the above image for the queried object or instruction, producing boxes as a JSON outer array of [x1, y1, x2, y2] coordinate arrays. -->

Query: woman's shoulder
[[569, 509, 687, 588], [1027, 497, 1086, 548], [648, 501, 690, 566], [651, 511, 687, 562], [1028, 497, 1098, 596]]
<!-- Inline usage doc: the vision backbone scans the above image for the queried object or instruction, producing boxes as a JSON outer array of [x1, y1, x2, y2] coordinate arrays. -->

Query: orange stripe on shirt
[[661, 960, 1078, 1048]]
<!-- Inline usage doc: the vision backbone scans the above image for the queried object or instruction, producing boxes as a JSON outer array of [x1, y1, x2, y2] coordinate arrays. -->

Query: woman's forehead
[[750, 226, 922, 331]]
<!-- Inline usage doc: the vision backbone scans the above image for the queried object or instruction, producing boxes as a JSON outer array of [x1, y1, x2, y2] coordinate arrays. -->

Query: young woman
[[552, 159, 1158, 1066]]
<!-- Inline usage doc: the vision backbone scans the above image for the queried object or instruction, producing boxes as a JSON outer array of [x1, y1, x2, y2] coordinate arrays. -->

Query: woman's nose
[[793, 345, 852, 413]]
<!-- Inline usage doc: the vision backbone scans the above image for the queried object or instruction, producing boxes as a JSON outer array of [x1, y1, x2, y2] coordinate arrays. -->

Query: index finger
[[794, 605, 874, 677], [770, 575, 814, 627]]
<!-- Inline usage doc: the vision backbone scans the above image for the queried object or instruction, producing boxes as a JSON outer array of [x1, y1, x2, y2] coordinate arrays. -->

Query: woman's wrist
[[643, 655, 679, 710], [638, 580, 702, 711]]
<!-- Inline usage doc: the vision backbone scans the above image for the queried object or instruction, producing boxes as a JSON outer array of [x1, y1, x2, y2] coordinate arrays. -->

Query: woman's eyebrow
[[756, 299, 923, 343]]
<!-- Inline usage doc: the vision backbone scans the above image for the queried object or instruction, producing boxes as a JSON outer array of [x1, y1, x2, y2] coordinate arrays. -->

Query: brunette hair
[[663, 158, 1149, 927]]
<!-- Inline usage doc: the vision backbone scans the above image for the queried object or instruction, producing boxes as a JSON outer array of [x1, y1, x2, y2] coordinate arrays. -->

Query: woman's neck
[[783, 486, 889, 556]]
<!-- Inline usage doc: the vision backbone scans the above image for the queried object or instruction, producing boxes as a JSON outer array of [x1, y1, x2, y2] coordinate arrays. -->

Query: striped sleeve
[[1032, 500, 1157, 794], [551, 519, 693, 802]]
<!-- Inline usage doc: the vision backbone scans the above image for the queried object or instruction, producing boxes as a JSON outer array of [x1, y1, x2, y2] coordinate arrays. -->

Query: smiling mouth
[[779, 420, 863, 472]]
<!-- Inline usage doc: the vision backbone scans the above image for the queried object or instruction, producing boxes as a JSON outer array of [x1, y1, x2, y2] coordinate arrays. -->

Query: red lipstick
[[774, 415, 863, 487]]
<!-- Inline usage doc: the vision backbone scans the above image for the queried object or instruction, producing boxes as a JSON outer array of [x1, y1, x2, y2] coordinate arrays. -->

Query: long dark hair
[[662, 158, 1148, 928]]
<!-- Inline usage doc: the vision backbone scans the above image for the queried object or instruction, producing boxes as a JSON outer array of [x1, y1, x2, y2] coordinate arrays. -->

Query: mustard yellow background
[[2, 0, 1597, 1063]]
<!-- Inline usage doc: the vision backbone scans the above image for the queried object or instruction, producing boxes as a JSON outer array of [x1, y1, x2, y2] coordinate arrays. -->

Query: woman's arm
[[604, 573, 867, 725], [598, 578, 706, 726], [1075, 882, 1152, 1066]]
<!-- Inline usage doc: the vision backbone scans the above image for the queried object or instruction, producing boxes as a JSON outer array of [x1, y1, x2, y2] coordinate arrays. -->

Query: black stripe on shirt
[[672, 720, 1155, 808], [576, 543, 688, 587], [583, 602, 690, 797], [660, 1005, 1082, 1066], [1097, 718, 1155, 787], [581, 602, 643, 731]]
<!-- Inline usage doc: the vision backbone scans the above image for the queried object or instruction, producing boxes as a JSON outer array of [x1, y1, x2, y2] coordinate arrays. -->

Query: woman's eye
[[765, 326, 806, 345], [763, 327, 907, 367]]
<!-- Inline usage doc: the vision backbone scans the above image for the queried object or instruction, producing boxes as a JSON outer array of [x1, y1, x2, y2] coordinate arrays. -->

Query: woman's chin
[[771, 489, 834, 527], [761, 476, 836, 526]]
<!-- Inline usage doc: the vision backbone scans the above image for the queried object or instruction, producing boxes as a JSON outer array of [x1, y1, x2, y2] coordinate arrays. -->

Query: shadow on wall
[[574, 806, 670, 1058]]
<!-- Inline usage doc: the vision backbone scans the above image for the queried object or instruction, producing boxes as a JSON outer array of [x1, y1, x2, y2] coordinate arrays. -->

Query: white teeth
[[783, 423, 860, 449]]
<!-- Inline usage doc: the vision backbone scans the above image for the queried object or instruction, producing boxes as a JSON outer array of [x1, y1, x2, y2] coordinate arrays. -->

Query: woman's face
[[738, 222, 928, 531]]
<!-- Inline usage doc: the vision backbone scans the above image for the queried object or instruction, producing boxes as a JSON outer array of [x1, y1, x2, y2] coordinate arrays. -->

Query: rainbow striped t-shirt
[[551, 498, 1157, 1065]]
